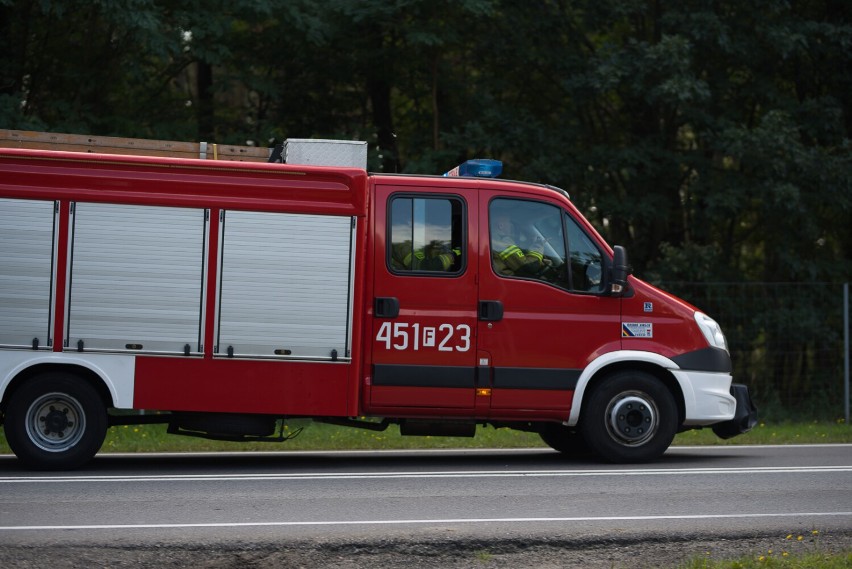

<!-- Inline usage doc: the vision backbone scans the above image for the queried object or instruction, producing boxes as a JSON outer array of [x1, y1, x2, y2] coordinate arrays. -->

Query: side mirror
[[610, 245, 631, 296]]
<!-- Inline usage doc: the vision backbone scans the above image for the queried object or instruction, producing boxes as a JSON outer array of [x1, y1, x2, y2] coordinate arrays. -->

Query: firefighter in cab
[[490, 209, 546, 276], [392, 241, 460, 272]]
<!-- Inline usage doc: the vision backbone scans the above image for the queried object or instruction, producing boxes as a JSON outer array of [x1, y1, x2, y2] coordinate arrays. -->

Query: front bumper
[[711, 384, 758, 439]]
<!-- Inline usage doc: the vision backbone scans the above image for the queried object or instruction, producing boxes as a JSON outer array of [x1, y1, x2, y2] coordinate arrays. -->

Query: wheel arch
[[1, 361, 116, 416], [567, 352, 685, 428]]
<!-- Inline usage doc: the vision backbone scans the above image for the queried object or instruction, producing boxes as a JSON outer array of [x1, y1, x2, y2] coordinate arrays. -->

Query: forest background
[[1, 0, 850, 419]]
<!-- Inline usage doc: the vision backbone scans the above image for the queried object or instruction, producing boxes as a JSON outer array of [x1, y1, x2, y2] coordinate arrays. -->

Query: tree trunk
[[367, 75, 399, 173], [196, 61, 214, 141]]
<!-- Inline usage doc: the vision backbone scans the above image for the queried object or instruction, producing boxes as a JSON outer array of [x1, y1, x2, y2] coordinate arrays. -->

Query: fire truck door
[[477, 192, 621, 413], [369, 185, 478, 410]]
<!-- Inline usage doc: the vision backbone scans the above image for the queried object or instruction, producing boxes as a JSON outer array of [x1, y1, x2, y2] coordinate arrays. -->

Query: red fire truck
[[0, 130, 756, 470]]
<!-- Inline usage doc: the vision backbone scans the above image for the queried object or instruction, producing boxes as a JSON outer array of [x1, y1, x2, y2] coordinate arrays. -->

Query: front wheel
[[4, 373, 108, 470], [580, 371, 678, 463]]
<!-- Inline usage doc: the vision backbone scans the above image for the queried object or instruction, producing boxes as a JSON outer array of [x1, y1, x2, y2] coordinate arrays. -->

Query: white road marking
[[1, 512, 849, 532], [1, 465, 850, 484]]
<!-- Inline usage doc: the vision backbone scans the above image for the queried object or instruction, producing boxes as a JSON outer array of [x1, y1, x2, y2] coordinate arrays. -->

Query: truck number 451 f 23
[[375, 322, 471, 352]]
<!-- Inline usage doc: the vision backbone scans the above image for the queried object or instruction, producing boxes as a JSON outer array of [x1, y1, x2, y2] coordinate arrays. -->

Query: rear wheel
[[5, 373, 108, 470], [580, 370, 678, 463]]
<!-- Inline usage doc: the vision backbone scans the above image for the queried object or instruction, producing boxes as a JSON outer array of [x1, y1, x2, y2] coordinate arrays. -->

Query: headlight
[[695, 312, 728, 353]]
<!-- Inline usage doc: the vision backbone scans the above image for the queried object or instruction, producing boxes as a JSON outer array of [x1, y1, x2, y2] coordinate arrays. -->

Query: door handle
[[374, 297, 400, 318], [479, 300, 503, 322]]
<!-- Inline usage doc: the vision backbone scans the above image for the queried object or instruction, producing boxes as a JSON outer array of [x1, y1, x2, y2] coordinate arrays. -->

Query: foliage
[[3, 0, 848, 273], [1, 0, 850, 411]]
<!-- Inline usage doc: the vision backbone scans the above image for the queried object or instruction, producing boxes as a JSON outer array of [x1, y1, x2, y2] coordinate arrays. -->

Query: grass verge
[[678, 530, 851, 568], [0, 418, 849, 454], [681, 552, 852, 568]]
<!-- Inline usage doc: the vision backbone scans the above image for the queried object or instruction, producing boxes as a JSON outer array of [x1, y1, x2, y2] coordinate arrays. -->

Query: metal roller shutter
[[217, 210, 354, 359], [0, 198, 56, 348], [68, 203, 206, 353]]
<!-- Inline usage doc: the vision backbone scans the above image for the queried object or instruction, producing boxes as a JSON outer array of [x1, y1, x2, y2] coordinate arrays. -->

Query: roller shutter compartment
[[0, 198, 56, 349], [67, 203, 206, 354], [216, 210, 354, 360]]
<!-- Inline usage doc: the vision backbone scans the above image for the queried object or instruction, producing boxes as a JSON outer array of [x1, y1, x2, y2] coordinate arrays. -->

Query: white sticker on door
[[622, 322, 653, 338]]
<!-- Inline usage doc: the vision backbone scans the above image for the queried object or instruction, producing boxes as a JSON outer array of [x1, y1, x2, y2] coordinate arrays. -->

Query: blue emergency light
[[443, 159, 503, 178]]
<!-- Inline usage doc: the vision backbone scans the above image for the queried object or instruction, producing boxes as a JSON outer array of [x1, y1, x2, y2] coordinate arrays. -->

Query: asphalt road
[[0, 445, 850, 567]]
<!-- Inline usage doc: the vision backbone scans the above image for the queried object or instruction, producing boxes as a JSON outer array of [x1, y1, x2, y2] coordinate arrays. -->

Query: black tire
[[4, 372, 108, 470], [539, 423, 592, 457], [580, 370, 678, 463]]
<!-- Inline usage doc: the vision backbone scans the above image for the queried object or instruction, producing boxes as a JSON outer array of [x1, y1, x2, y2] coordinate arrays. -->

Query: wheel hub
[[25, 393, 86, 452], [607, 393, 657, 445], [41, 406, 74, 437]]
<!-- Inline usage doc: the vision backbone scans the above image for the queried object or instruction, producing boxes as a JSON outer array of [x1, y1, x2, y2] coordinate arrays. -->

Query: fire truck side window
[[488, 199, 605, 293], [489, 199, 570, 288], [565, 213, 605, 293], [389, 196, 464, 274]]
